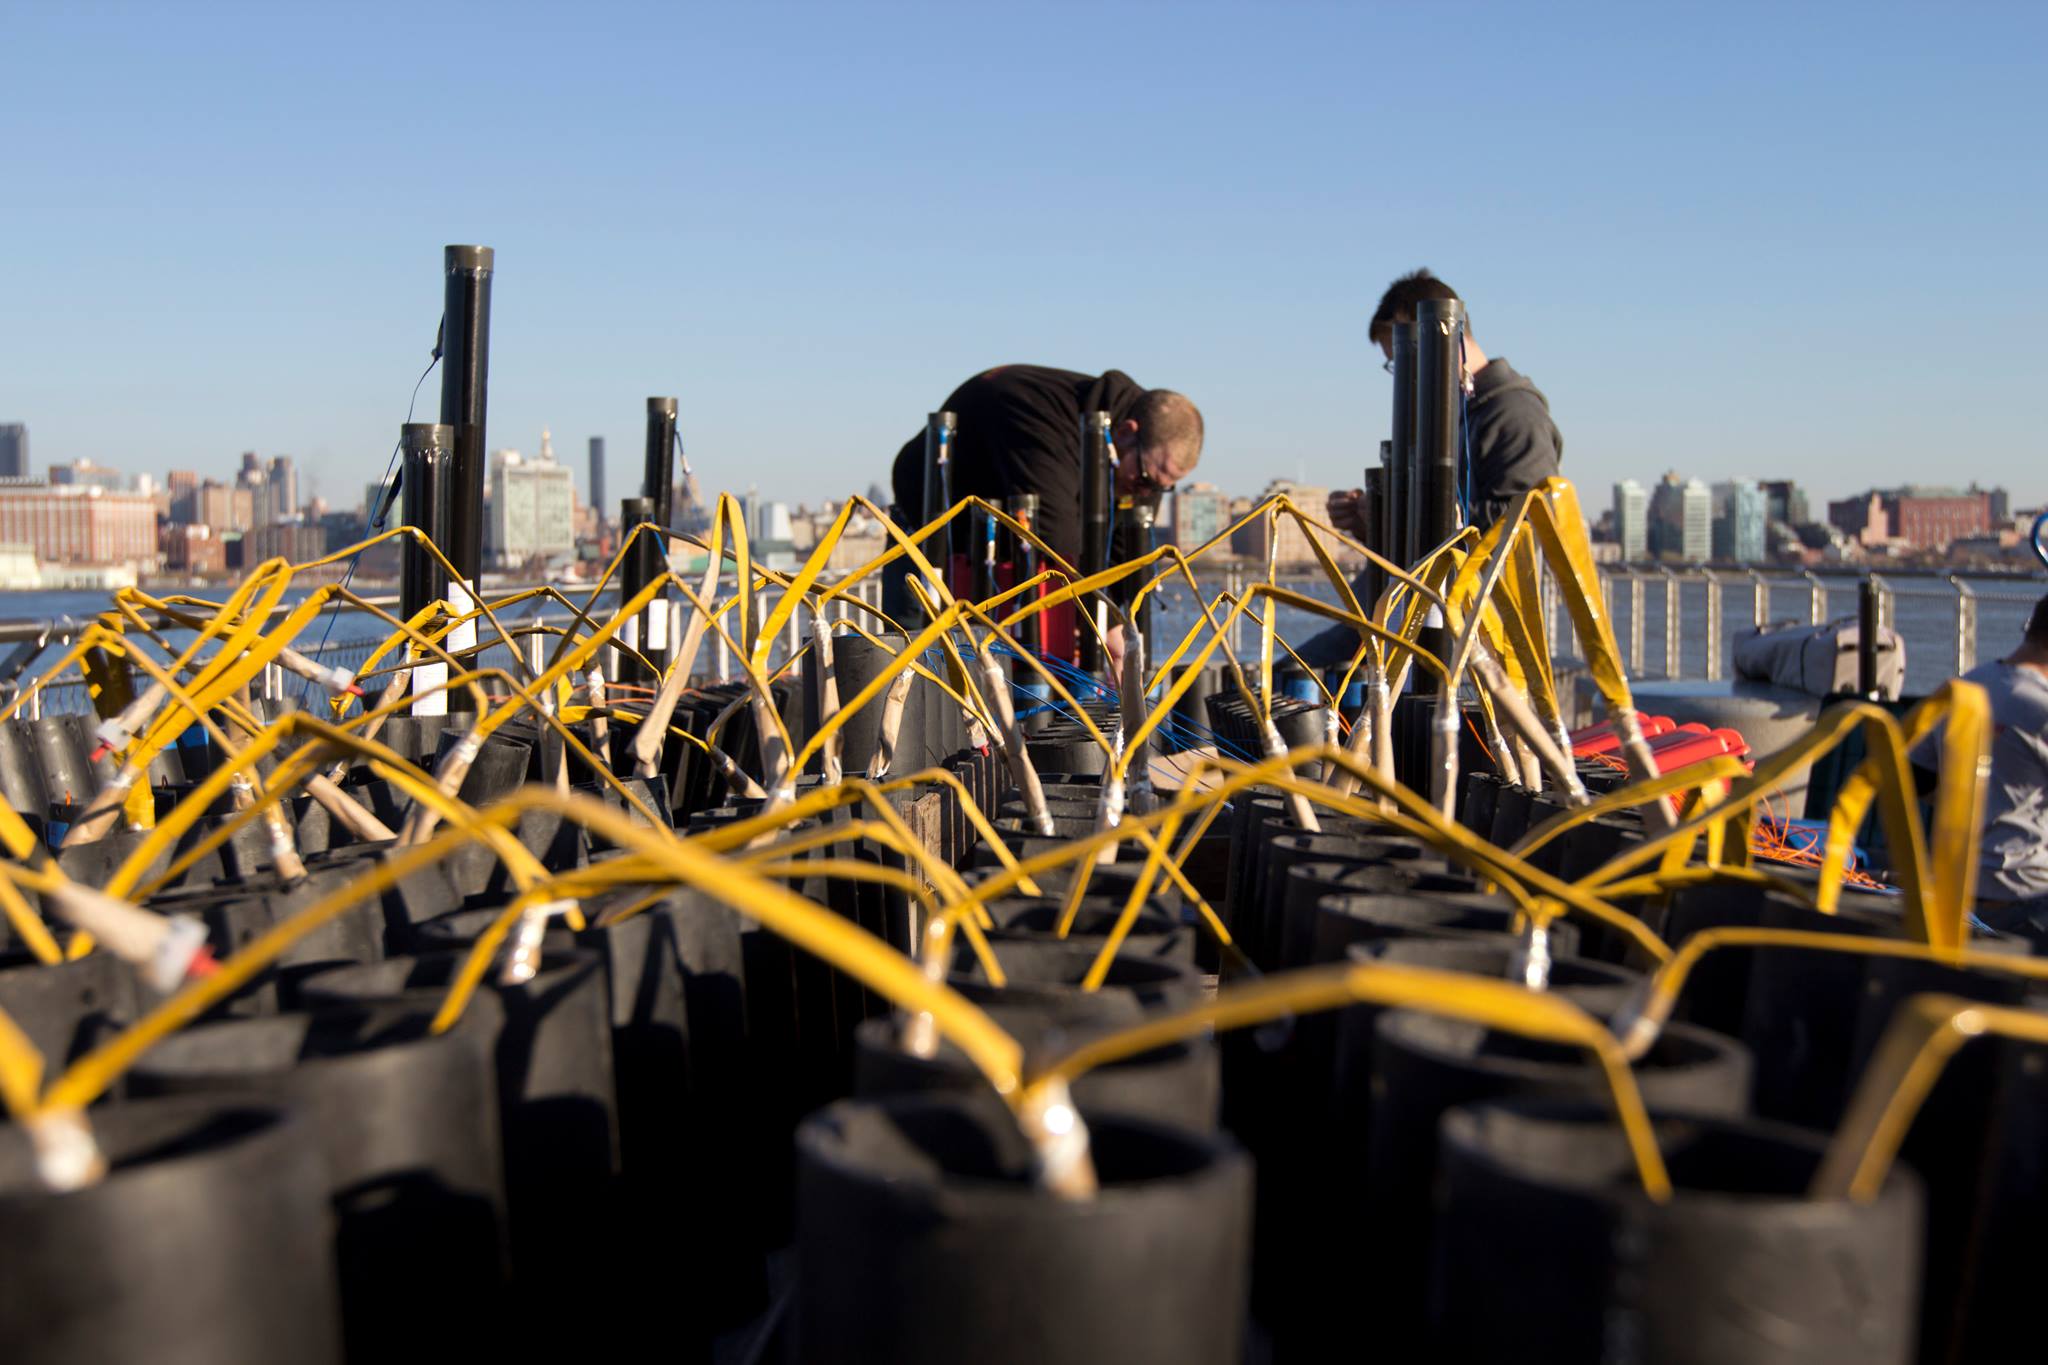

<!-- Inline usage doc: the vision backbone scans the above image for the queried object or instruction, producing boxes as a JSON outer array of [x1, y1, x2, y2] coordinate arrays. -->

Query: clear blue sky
[[4, 1, 2043, 514]]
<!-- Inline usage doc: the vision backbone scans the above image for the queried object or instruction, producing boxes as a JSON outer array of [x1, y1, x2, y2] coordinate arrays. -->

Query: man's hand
[[1327, 488, 1369, 539], [1103, 620, 1126, 683]]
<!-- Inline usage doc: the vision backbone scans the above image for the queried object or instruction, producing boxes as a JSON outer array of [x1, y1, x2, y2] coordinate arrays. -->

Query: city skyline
[[5, 412, 2041, 523], [4, 5, 2044, 515]]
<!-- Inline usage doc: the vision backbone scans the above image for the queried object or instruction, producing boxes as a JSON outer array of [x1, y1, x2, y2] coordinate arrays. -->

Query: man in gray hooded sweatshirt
[[1300, 269, 1562, 665]]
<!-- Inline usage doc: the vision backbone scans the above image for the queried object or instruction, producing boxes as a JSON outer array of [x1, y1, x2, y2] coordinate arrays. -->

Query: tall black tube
[[639, 398, 679, 679], [644, 398, 678, 529], [438, 245, 493, 592], [619, 497, 658, 688], [1414, 298, 1464, 556], [1006, 492, 1045, 673], [1078, 411, 1114, 672], [438, 246, 492, 712], [923, 411, 957, 592], [1115, 498, 1158, 657], [1859, 578, 1881, 697], [401, 423, 456, 716], [1362, 458, 1387, 611], [1413, 299, 1464, 730], [1387, 321, 1418, 569], [399, 423, 455, 626], [973, 506, 998, 604]]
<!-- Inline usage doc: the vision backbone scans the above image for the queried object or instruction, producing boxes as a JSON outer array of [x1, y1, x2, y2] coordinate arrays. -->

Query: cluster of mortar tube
[[0, 249, 2003, 1203]]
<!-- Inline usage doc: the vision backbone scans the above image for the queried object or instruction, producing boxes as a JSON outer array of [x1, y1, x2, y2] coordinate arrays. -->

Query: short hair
[[1135, 389, 1204, 476], [2028, 593, 2048, 645], [1370, 268, 1462, 346]]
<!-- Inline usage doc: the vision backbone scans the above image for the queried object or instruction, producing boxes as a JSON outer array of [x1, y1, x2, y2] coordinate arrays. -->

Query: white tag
[[447, 582, 478, 658], [413, 661, 449, 716]]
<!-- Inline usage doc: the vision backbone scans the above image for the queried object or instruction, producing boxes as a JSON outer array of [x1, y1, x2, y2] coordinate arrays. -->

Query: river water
[[2, 568, 2041, 710]]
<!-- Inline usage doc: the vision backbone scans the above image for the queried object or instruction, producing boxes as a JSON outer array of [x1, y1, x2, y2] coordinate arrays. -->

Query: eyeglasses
[[1133, 455, 1175, 498], [1382, 357, 1395, 373]]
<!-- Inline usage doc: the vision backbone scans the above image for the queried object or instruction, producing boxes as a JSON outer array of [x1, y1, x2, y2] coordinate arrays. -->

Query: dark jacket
[[890, 365, 1148, 572], [1297, 357, 1564, 667], [1466, 357, 1562, 527]]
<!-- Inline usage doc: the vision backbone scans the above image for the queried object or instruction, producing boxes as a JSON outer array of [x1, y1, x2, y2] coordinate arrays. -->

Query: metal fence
[[1545, 566, 2044, 694]]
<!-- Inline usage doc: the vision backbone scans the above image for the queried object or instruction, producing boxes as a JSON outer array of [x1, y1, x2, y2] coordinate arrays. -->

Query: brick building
[[1882, 488, 1990, 550], [161, 523, 227, 575], [0, 485, 158, 565]]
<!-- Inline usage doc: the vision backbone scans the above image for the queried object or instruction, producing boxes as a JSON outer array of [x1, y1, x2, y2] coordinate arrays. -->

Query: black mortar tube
[[1006, 492, 1045, 667], [1413, 298, 1464, 701], [645, 397, 678, 529], [1078, 411, 1114, 672], [1114, 498, 1159, 660], [1388, 320, 1418, 569], [1362, 456, 1387, 611], [400, 423, 455, 626], [640, 398, 679, 678], [1414, 297, 1464, 558], [619, 496, 658, 688], [924, 411, 957, 592], [438, 245, 492, 596], [1859, 577, 1881, 697], [974, 505, 998, 604]]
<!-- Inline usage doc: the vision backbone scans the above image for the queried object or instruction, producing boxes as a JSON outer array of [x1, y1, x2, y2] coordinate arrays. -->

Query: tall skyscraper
[[267, 456, 298, 523], [0, 424, 25, 480], [1759, 479, 1809, 528], [235, 451, 270, 527], [588, 437, 606, 523], [1711, 479, 1767, 563], [1612, 479, 1649, 559], [1649, 473, 1711, 562]]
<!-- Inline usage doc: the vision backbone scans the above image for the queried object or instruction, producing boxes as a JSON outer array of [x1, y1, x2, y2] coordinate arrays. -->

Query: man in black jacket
[[1329, 269, 1561, 538], [1301, 271, 1563, 666], [889, 365, 1204, 576]]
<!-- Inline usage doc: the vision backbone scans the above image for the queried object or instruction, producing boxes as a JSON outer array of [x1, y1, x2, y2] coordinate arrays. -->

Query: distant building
[[1883, 487, 1990, 550], [0, 485, 157, 565], [162, 523, 226, 576], [756, 500, 794, 546], [740, 486, 762, 546], [1648, 473, 1711, 562], [0, 424, 25, 481], [486, 432, 576, 567], [1172, 483, 1231, 553], [1827, 492, 1890, 547], [1711, 479, 1767, 563], [1233, 479, 1333, 566], [47, 459, 126, 492], [1759, 479, 1808, 528], [588, 437, 607, 524], [193, 479, 257, 533], [246, 520, 326, 565], [1612, 479, 1649, 559], [267, 456, 298, 524]]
